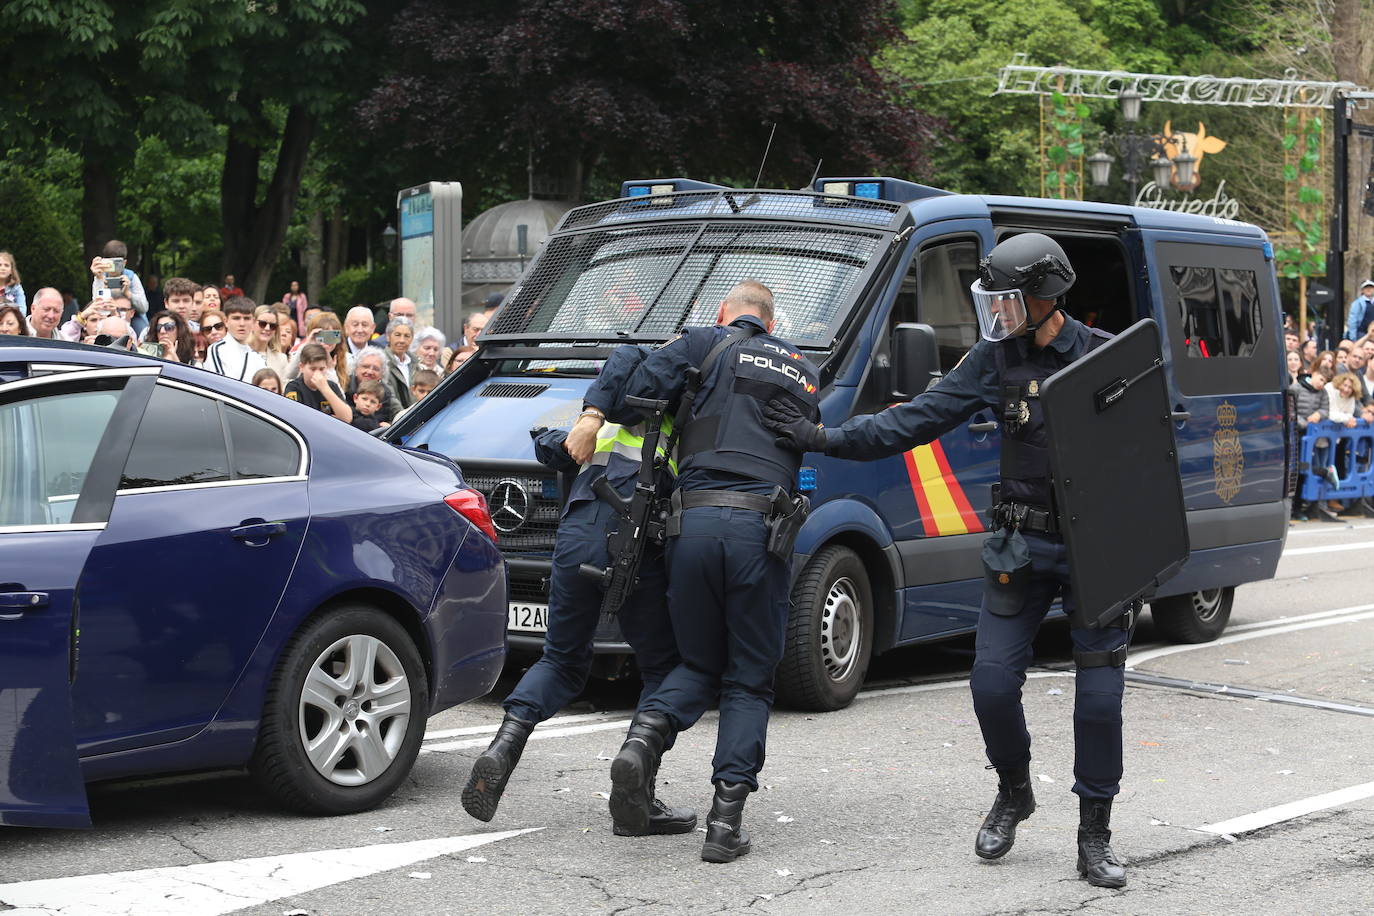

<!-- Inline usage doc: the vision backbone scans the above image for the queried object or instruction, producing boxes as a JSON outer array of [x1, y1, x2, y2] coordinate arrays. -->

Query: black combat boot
[[1077, 797, 1127, 888], [461, 713, 535, 822], [974, 764, 1036, 860], [612, 779, 698, 837], [608, 711, 673, 835], [700, 781, 752, 863]]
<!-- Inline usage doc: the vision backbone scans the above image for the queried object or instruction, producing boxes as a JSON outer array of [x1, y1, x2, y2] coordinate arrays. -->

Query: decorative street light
[[1088, 89, 1196, 202], [381, 223, 398, 259]]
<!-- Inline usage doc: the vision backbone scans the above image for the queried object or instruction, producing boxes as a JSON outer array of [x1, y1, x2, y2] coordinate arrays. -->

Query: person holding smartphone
[[285, 311, 349, 388], [87, 240, 148, 336]]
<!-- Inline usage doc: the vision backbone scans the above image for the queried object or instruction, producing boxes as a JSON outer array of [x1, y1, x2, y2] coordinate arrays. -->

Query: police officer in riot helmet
[[598, 279, 820, 863], [766, 233, 1130, 888], [461, 344, 696, 837]]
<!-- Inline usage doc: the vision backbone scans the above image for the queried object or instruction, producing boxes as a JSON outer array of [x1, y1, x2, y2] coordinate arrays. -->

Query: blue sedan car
[[0, 337, 507, 829]]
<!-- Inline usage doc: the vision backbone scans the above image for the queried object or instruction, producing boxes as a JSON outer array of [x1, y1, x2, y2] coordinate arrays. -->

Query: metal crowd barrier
[[1298, 420, 1374, 502]]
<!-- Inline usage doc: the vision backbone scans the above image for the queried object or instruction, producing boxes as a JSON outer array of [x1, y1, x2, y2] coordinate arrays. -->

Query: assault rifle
[[579, 395, 673, 617]]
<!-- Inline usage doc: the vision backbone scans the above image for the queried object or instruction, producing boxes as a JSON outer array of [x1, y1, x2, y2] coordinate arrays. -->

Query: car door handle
[[0, 591, 49, 619], [230, 521, 287, 542], [1171, 410, 1191, 422], [968, 420, 998, 433]]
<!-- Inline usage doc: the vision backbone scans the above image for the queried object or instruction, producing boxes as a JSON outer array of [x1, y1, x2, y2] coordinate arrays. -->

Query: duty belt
[[991, 501, 1060, 534], [675, 489, 776, 514]]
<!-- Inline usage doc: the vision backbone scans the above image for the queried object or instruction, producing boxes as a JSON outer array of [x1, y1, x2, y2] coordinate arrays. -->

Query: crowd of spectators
[[0, 245, 511, 435], [1288, 292, 1374, 521]]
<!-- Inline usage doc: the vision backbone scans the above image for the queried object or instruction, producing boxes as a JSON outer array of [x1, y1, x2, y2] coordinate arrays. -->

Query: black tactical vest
[[994, 326, 1111, 507], [678, 323, 822, 491]]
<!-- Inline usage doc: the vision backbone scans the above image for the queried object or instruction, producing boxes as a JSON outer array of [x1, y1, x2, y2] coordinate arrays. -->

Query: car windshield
[[486, 222, 885, 373]]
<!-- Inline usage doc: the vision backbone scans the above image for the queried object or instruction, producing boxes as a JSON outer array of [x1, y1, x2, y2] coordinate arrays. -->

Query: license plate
[[508, 603, 549, 633]]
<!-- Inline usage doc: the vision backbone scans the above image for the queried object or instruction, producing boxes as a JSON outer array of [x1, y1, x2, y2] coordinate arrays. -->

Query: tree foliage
[[361, 0, 942, 194], [0, 171, 84, 295]]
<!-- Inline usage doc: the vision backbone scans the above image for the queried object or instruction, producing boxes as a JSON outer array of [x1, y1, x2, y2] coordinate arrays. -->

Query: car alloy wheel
[[299, 634, 412, 787]]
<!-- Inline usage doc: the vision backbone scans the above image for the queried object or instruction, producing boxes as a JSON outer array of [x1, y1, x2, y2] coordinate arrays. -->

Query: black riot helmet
[[970, 233, 1077, 341], [977, 233, 1076, 299]]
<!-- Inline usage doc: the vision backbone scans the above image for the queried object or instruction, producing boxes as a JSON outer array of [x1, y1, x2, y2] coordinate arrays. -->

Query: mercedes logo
[[488, 479, 531, 534]]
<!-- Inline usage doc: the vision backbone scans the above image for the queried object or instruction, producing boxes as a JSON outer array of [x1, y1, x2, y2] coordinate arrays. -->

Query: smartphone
[[317, 329, 342, 345], [105, 276, 124, 290], [109, 257, 125, 273]]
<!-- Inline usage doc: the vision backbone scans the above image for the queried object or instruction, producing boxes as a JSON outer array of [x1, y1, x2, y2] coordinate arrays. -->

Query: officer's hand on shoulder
[[764, 398, 827, 453]]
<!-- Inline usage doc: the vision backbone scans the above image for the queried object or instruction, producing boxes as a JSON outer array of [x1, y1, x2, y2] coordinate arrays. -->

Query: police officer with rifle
[[461, 344, 696, 838], [766, 235, 1138, 887], [596, 280, 820, 864]]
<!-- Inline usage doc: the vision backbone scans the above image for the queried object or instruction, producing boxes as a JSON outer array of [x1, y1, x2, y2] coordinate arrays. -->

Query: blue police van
[[386, 177, 1292, 710]]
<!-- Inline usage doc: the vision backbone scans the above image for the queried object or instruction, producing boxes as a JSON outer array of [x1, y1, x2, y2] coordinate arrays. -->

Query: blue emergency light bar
[[813, 176, 949, 204], [620, 178, 730, 201]]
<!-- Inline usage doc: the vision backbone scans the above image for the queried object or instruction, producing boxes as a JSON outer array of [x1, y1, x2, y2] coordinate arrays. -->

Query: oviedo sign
[[1133, 179, 1241, 219]]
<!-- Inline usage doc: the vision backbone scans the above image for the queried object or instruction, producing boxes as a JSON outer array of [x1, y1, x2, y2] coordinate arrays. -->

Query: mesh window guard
[[488, 218, 888, 346]]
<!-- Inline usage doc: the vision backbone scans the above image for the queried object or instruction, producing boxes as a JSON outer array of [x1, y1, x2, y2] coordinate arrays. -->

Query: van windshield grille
[[486, 223, 886, 347]]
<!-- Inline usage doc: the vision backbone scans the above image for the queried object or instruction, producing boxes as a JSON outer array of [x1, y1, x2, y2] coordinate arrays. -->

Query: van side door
[[1144, 235, 1286, 520], [845, 223, 998, 638]]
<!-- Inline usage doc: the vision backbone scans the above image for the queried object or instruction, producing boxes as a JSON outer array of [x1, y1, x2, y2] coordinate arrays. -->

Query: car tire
[[252, 606, 428, 815], [775, 545, 874, 711], [1149, 587, 1234, 644]]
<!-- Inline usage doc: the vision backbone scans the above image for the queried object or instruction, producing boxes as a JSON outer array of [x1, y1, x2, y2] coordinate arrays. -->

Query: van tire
[[776, 546, 873, 711], [1149, 587, 1233, 644], [252, 606, 429, 815]]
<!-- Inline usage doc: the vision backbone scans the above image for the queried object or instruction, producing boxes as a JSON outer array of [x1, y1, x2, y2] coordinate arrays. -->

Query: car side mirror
[[892, 322, 941, 400]]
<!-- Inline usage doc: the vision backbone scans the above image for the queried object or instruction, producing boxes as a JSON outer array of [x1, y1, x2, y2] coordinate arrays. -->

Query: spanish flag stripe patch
[[903, 442, 981, 537], [928, 440, 985, 533], [902, 449, 939, 538]]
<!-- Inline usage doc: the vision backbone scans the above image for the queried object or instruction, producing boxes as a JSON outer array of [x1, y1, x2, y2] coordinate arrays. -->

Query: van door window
[[858, 237, 979, 413], [1157, 241, 1277, 395]]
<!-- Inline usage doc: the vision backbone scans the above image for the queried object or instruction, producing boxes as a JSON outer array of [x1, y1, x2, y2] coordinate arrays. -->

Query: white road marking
[[0, 829, 541, 916], [1198, 781, 1374, 837], [421, 719, 632, 754], [1225, 604, 1374, 634], [1281, 540, 1374, 557], [424, 711, 613, 741], [855, 670, 1073, 700], [1284, 521, 1374, 536], [1128, 605, 1374, 668]]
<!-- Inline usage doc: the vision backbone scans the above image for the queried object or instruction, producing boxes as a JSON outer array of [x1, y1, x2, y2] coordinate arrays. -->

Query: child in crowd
[[350, 379, 389, 432], [252, 368, 283, 394], [0, 250, 25, 312], [411, 368, 439, 403], [285, 343, 352, 422]]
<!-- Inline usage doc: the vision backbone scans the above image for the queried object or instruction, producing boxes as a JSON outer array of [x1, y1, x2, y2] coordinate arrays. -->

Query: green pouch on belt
[[982, 527, 1031, 616]]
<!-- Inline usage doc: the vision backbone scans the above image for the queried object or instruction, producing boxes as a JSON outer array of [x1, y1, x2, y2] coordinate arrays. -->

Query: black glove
[[764, 398, 828, 453]]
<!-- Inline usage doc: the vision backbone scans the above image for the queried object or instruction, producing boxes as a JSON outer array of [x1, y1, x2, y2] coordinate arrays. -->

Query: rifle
[[578, 395, 673, 617]]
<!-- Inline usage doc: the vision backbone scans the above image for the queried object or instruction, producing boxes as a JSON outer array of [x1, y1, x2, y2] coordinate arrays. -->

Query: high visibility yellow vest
[[585, 417, 678, 476]]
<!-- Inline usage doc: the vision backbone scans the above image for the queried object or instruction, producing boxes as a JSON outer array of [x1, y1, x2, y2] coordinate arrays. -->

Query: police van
[[386, 177, 1291, 710]]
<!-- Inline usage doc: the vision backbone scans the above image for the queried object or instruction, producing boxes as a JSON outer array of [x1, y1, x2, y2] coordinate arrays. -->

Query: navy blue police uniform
[[619, 314, 820, 789], [815, 314, 1125, 801], [462, 345, 686, 829]]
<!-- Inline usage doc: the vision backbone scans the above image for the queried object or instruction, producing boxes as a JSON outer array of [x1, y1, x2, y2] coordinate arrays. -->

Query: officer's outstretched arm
[[584, 344, 655, 424], [622, 334, 696, 408], [823, 344, 999, 460]]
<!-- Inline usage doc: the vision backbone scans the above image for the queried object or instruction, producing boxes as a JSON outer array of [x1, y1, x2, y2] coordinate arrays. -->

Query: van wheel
[[252, 607, 429, 815], [1149, 587, 1233, 644], [776, 546, 873, 711]]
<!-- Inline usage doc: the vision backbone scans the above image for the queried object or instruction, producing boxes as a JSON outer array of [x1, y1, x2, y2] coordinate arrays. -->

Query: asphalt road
[[4, 518, 1374, 915]]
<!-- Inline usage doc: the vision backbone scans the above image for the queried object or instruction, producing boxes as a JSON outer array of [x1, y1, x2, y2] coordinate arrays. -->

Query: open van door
[[0, 367, 157, 827]]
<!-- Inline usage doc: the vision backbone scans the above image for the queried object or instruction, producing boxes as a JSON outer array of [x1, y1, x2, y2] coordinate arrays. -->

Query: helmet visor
[[970, 280, 1027, 342]]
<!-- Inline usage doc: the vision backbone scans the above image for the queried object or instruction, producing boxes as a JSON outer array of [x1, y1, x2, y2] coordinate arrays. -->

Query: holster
[[766, 488, 810, 562]]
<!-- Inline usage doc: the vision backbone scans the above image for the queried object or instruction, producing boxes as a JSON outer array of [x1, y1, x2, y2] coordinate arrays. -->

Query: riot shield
[[1039, 318, 1189, 628]]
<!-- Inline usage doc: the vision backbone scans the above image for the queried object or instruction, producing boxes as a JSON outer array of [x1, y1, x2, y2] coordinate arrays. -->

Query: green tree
[[0, 0, 375, 301], [0, 171, 85, 295]]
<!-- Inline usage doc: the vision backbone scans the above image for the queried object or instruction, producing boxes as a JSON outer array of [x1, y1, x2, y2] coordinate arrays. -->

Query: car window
[[120, 385, 230, 489], [225, 405, 300, 479], [0, 388, 121, 526]]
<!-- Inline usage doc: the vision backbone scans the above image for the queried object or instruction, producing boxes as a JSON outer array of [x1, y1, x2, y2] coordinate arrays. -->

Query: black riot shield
[[1039, 318, 1189, 629]]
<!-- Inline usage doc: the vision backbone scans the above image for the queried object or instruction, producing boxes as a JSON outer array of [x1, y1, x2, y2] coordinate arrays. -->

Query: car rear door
[[71, 379, 310, 754], [0, 367, 155, 827]]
